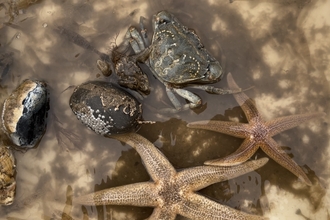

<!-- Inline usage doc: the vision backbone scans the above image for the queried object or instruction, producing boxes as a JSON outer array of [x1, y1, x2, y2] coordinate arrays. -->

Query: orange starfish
[[74, 133, 268, 219], [188, 73, 324, 185]]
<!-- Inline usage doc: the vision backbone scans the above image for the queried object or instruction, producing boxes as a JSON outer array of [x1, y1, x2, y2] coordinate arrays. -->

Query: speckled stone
[[69, 81, 142, 136]]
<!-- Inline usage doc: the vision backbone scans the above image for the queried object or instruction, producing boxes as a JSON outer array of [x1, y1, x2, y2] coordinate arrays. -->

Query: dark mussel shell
[[69, 81, 142, 136], [1, 79, 50, 148], [0, 144, 16, 206]]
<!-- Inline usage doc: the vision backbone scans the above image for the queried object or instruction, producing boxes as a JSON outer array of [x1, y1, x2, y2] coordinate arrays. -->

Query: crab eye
[[155, 11, 172, 25], [157, 17, 170, 25]]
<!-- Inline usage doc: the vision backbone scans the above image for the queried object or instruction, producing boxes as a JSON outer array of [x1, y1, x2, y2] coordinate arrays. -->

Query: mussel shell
[[69, 81, 142, 136], [1, 79, 50, 148], [0, 145, 16, 206]]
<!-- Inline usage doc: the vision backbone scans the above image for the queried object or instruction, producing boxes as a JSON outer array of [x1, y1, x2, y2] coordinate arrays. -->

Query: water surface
[[0, 0, 329, 219]]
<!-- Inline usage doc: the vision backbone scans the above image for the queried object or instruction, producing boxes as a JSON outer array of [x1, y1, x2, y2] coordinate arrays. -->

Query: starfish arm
[[179, 194, 268, 220], [205, 138, 260, 166], [74, 182, 158, 207], [113, 133, 176, 181], [227, 73, 262, 121], [266, 112, 325, 137], [187, 120, 250, 138], [147, 207, 176, 220], [177, 158, 268, 191], [261, 137, 312, 185]]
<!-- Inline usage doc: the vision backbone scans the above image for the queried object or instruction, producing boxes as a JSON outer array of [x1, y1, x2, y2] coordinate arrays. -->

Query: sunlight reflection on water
[[0, 0, 329, 219]]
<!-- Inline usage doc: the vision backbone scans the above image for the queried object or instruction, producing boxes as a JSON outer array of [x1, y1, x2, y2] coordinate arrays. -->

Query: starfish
[[188, 73, 325, 186], [74, 132, 269, 220]]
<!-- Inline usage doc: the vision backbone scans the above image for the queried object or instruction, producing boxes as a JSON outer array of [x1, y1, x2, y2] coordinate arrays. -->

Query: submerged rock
[[1, 79, 50, 148], [69, 81, 143, 136]]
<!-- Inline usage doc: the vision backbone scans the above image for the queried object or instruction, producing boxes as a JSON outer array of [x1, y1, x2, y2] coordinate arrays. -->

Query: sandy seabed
[[0, 0, 329, 219]]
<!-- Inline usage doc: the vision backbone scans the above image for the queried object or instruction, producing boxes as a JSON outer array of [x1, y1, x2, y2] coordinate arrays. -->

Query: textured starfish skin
[[75, 133, 269, 220], [188, 73, 325, 186]]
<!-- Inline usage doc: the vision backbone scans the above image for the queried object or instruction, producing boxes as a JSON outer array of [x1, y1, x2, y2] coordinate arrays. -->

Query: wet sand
[[0, 0, 329, 219]]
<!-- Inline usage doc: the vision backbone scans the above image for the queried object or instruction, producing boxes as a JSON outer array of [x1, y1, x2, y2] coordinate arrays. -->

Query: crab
[[107, 10, 241, 111], [55, 25, 150, 96]]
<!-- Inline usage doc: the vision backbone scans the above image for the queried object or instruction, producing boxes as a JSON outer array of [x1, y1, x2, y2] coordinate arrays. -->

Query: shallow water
[[0, 0, 329, 219]]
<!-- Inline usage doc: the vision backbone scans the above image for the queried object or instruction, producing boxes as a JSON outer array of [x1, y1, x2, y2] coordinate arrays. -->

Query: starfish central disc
[[250, 120, 269, 142]]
